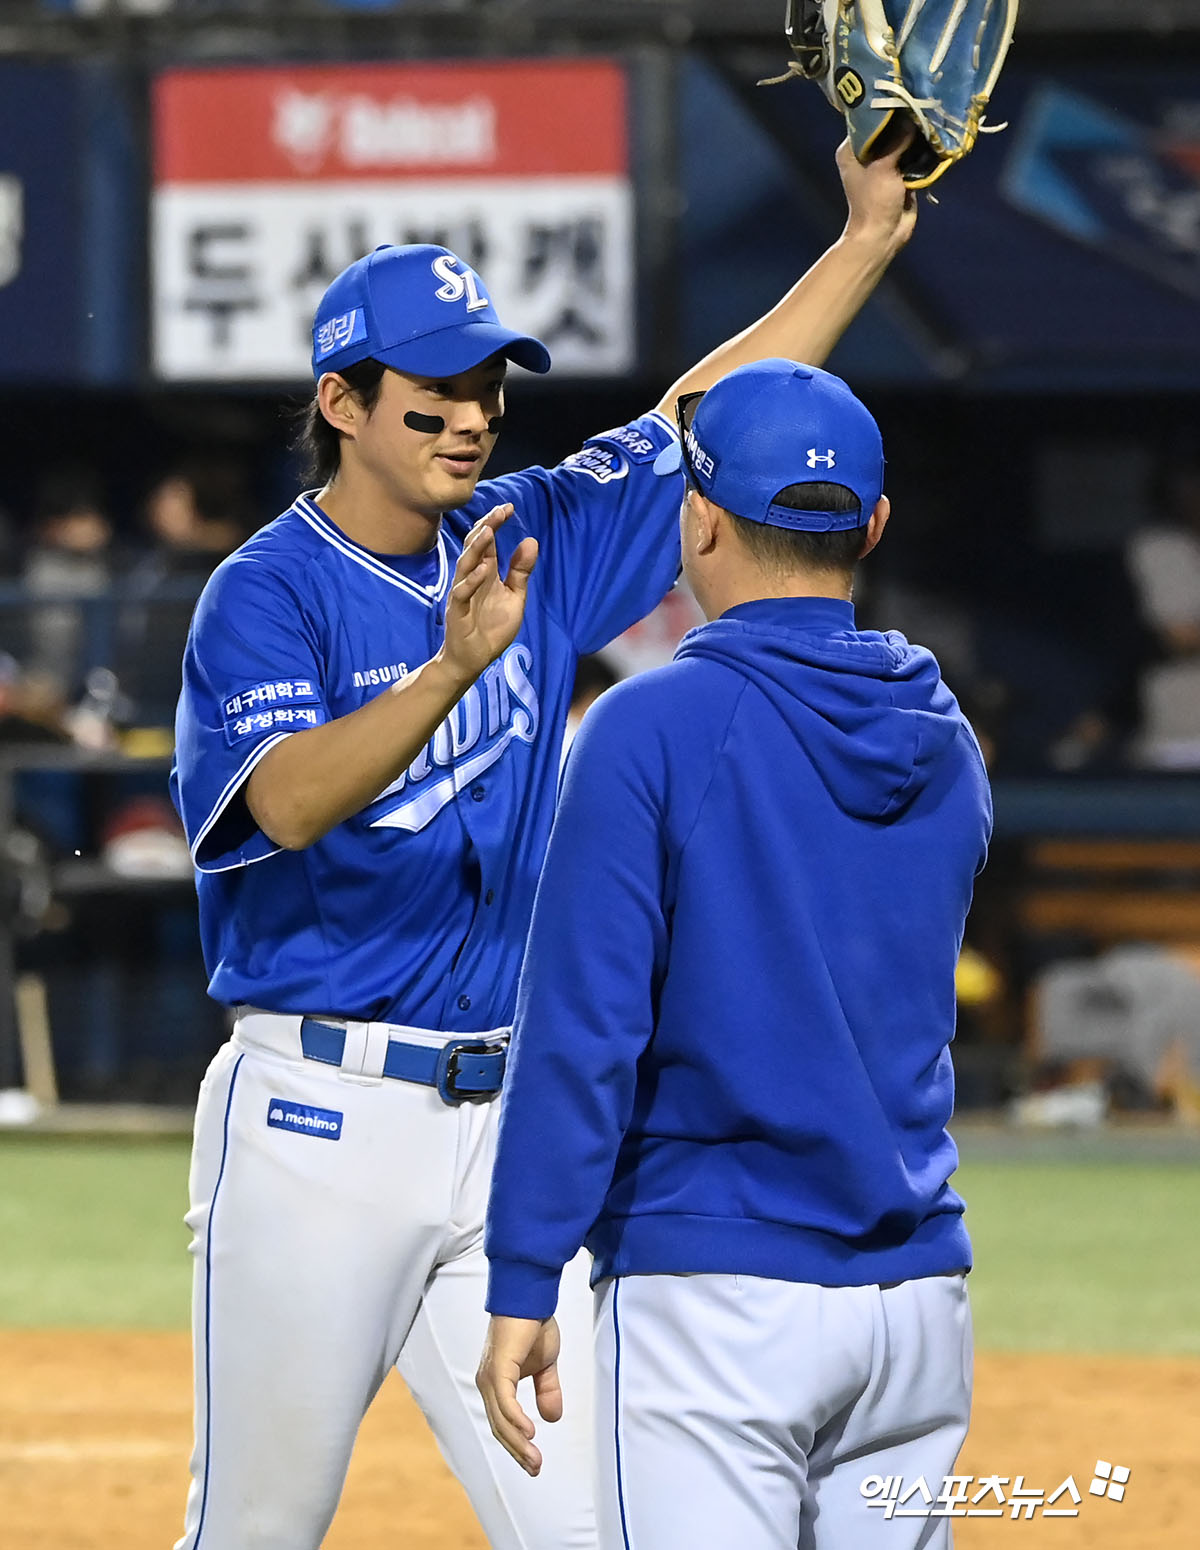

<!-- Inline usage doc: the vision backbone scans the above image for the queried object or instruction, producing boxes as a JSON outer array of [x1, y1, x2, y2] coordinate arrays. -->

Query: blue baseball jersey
[[171, 413, 683, 1029]]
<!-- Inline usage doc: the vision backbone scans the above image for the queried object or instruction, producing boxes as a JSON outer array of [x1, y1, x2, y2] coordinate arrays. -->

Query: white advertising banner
[[152, 61, 635, 381]]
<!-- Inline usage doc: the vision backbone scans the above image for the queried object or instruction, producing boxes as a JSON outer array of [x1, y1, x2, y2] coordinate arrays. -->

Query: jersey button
[[485, 889, 495, 906], [471, 785, 486, 802], [458, 994, 472, 1011]]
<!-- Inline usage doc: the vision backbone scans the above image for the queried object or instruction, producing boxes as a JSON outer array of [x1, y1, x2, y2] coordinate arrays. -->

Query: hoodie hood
[[676, 597, 963, 821]]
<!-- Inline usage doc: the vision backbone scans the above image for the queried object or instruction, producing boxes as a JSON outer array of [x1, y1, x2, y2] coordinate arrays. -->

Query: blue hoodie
[[486, 597, 992, 1320]]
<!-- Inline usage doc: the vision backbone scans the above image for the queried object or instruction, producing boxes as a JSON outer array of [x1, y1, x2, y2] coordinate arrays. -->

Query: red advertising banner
[[152, 58, 635, 381], [154, 59, 627, 183]]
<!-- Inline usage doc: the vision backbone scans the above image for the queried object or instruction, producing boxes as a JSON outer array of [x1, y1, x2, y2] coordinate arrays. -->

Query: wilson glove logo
[[834, 68, 866, 108], [267, 1099, 343, 1140]]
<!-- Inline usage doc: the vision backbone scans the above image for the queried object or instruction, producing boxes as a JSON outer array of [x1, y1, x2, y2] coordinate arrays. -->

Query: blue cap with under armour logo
[[678, 358, 884, 532], [311, 244, 552, 380]]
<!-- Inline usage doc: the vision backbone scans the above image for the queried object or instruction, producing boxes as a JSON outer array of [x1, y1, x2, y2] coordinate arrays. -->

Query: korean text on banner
[[151, 59, 634, 381]]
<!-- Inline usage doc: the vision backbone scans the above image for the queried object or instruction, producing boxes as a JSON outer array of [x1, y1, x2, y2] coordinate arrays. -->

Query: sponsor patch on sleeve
[[585, 424, 663, 463], [223, 680, 325, 746], [561, 445, 629, 485], [267, 1099, 343, 1140]]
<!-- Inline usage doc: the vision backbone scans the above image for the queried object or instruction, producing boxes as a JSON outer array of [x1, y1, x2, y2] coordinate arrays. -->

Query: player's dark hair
[[727, 483, 870, 575], [294, 358, 388, 486]]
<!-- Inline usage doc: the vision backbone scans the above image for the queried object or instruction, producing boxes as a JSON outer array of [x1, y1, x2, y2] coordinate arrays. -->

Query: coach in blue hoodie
[[478, 359, 992, 1550]]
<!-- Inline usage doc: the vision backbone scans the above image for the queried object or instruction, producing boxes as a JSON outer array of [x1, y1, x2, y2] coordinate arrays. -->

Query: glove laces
[[757, 59, 812, 87], [870, 79, 1008, 140]]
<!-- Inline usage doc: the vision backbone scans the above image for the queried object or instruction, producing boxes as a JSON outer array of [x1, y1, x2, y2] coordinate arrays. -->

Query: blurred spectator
[[1127, 458, 1200, 768], [1019, 943, 1200, 1127], [23, 467, 113, 696], [0, 651, 69, 745], [117, 460, 251, 725], [0, 649, 91, 857], [128, 460, 249, 590]]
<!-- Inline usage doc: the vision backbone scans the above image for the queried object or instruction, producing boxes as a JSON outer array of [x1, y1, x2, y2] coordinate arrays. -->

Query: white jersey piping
[[189, 732, 293, 875], [292, 495, 450, 607]]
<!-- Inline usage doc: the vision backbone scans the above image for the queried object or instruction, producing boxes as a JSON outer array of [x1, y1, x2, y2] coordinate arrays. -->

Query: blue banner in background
[[689, 59, 1200, 391], [1002, 82, 1200, 304], [0, 63, 137, 385], [676, 56, 939, 390]]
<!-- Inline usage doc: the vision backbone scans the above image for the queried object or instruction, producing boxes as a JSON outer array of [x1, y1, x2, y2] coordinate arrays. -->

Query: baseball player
[[170, 143, 916, 1550], [479, 359, 992, 1548]]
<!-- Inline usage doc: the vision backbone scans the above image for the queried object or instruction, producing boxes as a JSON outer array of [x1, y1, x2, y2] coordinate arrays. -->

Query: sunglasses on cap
[[675, 390, 708, 491]]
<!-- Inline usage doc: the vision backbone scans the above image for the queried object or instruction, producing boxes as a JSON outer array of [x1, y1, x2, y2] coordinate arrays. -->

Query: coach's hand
[[476, 1313, 563, 1477], [439, 505, 538, 686]]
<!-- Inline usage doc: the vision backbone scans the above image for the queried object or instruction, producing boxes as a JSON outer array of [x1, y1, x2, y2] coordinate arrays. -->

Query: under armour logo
[[807, 448, 836, 469]]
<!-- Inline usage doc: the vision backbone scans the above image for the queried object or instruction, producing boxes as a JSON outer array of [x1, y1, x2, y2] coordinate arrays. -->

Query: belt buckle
[[435, 1036, 506, 1105]]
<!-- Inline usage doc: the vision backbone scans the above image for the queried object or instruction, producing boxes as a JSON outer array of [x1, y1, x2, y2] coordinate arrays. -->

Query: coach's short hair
[[726, 482, 869, 574], [294, 358, 389, 486]]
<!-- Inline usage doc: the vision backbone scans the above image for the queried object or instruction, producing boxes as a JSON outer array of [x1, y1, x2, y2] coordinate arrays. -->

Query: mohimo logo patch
[[267, 1099, 343, 1140]]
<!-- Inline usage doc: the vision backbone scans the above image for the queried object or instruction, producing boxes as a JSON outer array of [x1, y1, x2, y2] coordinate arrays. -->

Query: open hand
[[476, 1314, 563, 1477], [438, 505, 538, 688], [837, 136, 918, 252]]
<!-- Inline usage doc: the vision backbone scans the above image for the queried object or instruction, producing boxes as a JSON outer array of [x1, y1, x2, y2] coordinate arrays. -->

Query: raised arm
[[247, 506, 535, 851], [654, 140, 916, 419]]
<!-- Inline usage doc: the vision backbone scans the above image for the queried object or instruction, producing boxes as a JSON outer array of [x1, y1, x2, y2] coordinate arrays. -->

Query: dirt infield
[[0, 1331, 1195, 1547]]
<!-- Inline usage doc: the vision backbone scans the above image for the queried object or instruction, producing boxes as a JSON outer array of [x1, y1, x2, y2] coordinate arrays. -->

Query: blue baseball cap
[[680, 359, 884, 532], [310, 244, 551, 380]]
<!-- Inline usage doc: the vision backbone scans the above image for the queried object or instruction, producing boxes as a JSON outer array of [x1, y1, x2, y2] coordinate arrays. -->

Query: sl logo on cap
[[431, 254, 490, 313], [807, 448, 837, 469]]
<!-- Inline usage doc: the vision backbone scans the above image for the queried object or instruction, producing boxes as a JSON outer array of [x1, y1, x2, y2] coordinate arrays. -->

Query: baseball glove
[[762, 0, 1020, 189]]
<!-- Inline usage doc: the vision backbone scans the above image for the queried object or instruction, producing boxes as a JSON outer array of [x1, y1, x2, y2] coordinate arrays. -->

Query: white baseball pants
[[175, 1012, 595, 1550], [594, 1270, 972, 1550]]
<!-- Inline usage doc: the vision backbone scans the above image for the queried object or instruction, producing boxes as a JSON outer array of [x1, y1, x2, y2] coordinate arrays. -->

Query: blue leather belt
[[299, 1018, 507, 1104]]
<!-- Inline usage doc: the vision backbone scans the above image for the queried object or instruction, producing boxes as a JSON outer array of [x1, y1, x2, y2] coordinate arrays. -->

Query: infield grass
[[1, 1134, 1198, 1353]]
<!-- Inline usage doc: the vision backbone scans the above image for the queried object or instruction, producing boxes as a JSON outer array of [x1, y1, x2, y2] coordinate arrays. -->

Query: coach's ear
[[684, 488, 721, 557], [317, 373, 360, 441], [859, 495, 891, 559]]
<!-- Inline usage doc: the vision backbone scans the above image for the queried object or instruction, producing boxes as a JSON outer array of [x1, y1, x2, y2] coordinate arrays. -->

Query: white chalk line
[[0, 1439, 181, 1463]]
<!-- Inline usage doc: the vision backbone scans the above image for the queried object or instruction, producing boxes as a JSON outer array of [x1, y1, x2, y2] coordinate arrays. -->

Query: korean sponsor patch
[[267, 1098, 343, 1140], [223, 679, 325, 746], [561, 445, 629, 485], [314, 307, 367, 361], [587, 425, 661, 463]]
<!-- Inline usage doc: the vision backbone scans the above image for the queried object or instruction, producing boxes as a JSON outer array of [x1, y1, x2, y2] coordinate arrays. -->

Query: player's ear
[[317, 373, 360, 440], [859, 494, 891, 559]]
